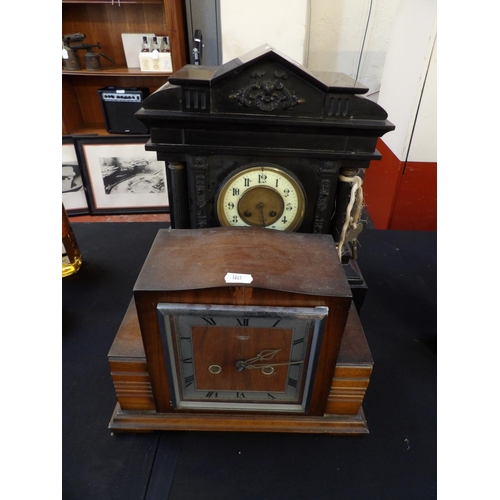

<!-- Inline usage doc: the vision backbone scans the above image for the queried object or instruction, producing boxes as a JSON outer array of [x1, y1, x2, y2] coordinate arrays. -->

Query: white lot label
[[224, 273, 253, 284]]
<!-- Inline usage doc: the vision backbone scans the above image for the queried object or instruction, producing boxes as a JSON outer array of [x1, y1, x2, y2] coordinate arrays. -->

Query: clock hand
[[246, 349, 281, 362], [240, 360, 304, 369], [257, 202, 266, 226], [236, 349, 303, 371], [236, 349, 280, 371]]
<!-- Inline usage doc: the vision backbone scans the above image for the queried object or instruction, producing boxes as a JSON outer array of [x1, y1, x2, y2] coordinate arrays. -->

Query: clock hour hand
[[236, 349, 303, 371], [236, 349, 281, 371], [257, 202, 266, 226]]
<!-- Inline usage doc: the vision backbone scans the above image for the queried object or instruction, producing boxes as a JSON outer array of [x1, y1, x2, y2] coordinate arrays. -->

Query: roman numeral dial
[[156, 303, 328, 412]]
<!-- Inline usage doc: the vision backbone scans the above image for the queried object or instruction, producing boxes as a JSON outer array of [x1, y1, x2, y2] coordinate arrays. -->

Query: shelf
[[62, 0, 187, 136], [63, 67, 172, 77], [63, 1, 163, 4], [65, 123, 154, 137], [65, 124, 110, 135]]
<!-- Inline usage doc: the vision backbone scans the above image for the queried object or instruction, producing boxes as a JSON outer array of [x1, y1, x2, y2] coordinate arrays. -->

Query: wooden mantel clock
[[135, 44, 394, 309], [108, 227, 374, 434]]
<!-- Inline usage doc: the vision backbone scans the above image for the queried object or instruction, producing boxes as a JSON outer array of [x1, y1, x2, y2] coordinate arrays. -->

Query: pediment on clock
[[142, 44, 390, 121], [207, 45, 368, 117], [210, 45, 367, 91]]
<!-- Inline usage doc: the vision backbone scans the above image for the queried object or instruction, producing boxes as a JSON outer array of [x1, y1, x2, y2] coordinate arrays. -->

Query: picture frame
[[74, 135, 169, 215], [62, 136, 89, 215]]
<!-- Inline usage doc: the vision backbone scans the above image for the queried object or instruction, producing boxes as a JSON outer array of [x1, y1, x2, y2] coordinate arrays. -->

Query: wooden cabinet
[[62, 0, 188, 135]]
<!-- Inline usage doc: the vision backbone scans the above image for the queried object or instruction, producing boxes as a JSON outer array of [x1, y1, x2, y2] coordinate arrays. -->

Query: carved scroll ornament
[[230, 70, 305, 111]]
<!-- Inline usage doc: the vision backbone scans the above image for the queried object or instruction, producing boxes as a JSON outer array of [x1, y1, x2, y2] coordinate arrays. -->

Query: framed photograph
[[62, 136, 89, 215], [74, 136, 169, 215]]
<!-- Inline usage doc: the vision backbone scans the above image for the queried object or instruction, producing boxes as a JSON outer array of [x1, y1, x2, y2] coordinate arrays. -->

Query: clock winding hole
[[208, 364, 222, 374]]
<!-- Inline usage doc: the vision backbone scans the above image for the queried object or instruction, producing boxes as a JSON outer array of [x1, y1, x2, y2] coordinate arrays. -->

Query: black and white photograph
[[75, 136, 169, 214], [100, 156, 165, 195], [62, 137, 89, 215]]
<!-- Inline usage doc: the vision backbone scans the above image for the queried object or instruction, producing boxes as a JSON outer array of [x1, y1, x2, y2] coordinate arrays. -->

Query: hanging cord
[[337, 174, 364, 260]]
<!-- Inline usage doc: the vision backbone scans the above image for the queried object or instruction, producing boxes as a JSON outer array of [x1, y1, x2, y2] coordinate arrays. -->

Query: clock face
[[157, 303, 328, 412], [216, 165, 306, 232]]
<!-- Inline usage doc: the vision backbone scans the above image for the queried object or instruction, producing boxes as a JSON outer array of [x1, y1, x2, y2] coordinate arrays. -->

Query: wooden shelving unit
[[62, 0, 188, 135]]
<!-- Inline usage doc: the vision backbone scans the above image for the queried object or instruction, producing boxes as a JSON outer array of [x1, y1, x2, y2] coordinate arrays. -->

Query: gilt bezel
[[215, 163, 306, 232]]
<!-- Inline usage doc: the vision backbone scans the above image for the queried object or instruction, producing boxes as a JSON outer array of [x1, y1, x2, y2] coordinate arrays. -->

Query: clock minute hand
[[235, 349, 281, 371], [242, 360, 304, 369]]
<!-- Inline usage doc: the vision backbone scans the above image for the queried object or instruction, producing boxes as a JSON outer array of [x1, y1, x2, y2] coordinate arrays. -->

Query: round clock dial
[[216, 165, 306, 232]]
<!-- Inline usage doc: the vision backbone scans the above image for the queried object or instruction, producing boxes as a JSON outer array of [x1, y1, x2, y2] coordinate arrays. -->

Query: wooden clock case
[[108, 227, 374, 434]]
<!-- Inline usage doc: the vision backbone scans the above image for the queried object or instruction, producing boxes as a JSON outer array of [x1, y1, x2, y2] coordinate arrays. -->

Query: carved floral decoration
[[230, 70, 305, 111]]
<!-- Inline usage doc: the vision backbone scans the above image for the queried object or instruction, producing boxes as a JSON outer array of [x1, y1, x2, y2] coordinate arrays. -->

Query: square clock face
[[157, 303, 328, 413]]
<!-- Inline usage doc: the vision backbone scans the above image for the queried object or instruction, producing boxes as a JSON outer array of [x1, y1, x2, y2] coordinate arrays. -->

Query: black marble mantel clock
[[135, 45, 394, 308]]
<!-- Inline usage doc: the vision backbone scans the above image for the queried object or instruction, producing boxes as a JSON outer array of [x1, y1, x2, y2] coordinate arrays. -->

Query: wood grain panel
[[110, 403, 369, 434], [62, 3, 168, 67], [191, 325, 293, 392], [62, 78, 84, 134]]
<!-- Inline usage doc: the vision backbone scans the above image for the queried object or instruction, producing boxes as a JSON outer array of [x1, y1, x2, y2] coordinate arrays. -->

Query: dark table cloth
[[62, 223, 436, 499]]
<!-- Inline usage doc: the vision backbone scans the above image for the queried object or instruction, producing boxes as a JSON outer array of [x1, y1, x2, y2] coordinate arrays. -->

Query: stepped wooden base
[[108, 300, 373, 434], [109, 403, 369, 434]]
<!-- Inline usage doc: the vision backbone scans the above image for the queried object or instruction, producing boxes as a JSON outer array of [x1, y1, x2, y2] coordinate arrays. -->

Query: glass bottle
[[62, 204, 82, 277], [151, 36, 160, 54], [141, 36, 150, 52], [160, 36, 170, 52]]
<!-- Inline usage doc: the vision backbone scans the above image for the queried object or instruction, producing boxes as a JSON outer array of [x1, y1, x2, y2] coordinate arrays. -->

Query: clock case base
[[109, 403, 369, 435], [108, 299, 373, 434]]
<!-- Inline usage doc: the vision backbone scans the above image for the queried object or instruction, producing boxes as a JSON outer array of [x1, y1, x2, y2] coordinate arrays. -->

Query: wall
[[363, 0, 437, 230], [376, 0, 436, 162], [218, 0, 437, 230], [390, 36, 436, 231], [220, 0, 400, 101], [220, 0, 309, 66], [307, 0, 400, 101]]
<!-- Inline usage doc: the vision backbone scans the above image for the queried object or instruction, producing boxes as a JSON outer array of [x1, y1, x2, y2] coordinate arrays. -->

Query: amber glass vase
[[62, 204, 82, 277]]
